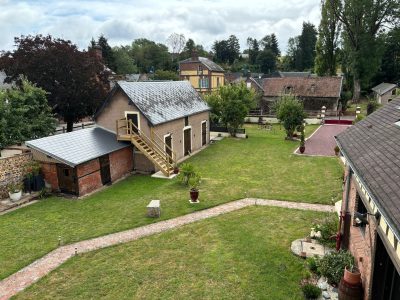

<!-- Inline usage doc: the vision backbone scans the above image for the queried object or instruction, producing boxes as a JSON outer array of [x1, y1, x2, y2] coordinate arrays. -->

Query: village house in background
[[179, 52, 225, 93], [26, 81, 210, 196], [335, 98, 400, 300], [372, 82, 398, 105], [261, 76, 343, 115]]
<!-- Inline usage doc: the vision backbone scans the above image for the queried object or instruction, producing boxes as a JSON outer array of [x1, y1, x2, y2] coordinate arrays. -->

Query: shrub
[[274, 94, 306, 139], [354, 114, 364, 123], [307, 256, 320, 274], [176, 163, 198, 186], [366, 100, 380, 115], [319, 250, 354, 285], [302, 283, 322, 299], [313, 215, 339, 247]]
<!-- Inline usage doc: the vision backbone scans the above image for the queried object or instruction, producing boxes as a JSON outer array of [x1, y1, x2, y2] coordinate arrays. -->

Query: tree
[[330, 0, 400, 100], [166, 33, 186, 59], [261, 33, 281, 56], [227, 35, 241, 64], [247, 37, 260, 65], [205, 83, 256, 136], [213, 35, 241, 64], [298, 22, 318, 70], [97, 35, 117, 71], [154, 70, 179, 81], [0, 79, 56, 149], [256, 49, 277, 73], [282, 37, 300, 71], [180, 38, 209, 60], [275, 94, 306, 139], [112, 46, 138, 74], [0, 35, 110, 132], [315, 0, 341, 76]]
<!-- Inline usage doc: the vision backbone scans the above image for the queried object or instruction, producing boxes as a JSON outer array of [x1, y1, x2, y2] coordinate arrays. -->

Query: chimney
[[191, 50, 198, 61]]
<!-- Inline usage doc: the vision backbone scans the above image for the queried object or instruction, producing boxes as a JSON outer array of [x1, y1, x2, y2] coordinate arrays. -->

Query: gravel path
[[0, 198, 334, 300]]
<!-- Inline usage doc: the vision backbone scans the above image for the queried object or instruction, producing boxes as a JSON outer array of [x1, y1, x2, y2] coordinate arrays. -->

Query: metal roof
[[26, 127, 130, 167], [117, 81, 210, 126], [372, 82, 397, 96], [180, 56, 224, 72], [336, 97, 400, 239]]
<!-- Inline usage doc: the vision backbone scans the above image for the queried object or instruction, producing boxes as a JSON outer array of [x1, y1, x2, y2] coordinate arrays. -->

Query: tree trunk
[[353, 76, 361, 103], [66, 120, 74, 132]]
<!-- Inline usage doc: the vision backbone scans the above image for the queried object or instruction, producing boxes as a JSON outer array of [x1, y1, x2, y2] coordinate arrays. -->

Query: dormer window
[[310, 84, 316, 93], [285, 86, 293, 94]]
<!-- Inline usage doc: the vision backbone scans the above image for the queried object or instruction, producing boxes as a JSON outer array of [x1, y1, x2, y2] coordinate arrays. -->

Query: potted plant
[[343, 262, 361, 285], [188, 175, 201, 203], [299, 130, 305, 154], [173, 166, 179, 174], [7, 183, 23, 202], [334, 145, 340, 156]]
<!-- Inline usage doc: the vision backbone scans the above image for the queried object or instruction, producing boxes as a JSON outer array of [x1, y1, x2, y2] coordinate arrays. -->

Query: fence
[[55, 122, 95, 135], [210, 123, 246, 134]]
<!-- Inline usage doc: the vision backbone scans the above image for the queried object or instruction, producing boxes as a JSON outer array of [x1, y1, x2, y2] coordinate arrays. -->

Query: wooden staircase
[[116, 119, 176, 177]]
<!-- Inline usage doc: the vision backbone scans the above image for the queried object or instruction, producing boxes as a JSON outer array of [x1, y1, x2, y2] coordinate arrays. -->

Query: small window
[[285, 86, 293, 94], [198, 65, 203, 73], [63, 169, 70, 177], [185, 116, 189, 126], [217, 77, 220, 87], [388, 99, 393, 102], [355, 192, 367, 236], [392, 89, 396, 95], [199, 77, 209, 88], [246, 82, 251, 88]]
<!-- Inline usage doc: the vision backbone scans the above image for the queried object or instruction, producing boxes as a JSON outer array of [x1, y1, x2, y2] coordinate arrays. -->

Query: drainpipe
[[339, 165, 353, 250]]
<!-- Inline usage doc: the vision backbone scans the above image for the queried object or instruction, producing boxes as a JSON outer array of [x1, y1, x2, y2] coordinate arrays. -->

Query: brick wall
[[0, 152, 32, 199], [76, 159, 102, 196], [342, 169, 377, 300], [40, 162, 59, 191], [109, 147, 133, 181]]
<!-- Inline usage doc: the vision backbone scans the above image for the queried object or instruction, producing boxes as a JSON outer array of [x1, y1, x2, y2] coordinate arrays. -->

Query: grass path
[[0, 198, 333, 300], [0, 125, 343, 280]]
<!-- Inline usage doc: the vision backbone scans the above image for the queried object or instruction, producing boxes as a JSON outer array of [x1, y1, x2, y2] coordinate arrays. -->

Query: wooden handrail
[[151, 130, 177, 165]]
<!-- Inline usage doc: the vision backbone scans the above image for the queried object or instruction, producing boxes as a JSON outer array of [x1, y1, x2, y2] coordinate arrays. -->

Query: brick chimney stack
[[191, 50, 198, 61]]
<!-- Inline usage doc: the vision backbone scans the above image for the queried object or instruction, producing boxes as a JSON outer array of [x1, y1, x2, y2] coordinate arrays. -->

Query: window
[[63, 169, 70, 177], [199, 77, 209, 89], [355, 192, 367, 236], [246, 82, 251, 88], [392, 89, 397, 95], [285, 86, 293, 94], [198, 65, 203, 75], [217, 77, 220, 87]]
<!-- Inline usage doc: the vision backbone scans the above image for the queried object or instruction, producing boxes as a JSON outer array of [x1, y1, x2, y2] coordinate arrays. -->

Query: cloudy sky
[[0, 0, 321, 54]]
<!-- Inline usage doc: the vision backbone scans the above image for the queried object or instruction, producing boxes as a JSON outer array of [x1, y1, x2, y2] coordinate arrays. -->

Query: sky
[[0, 0, 321, 54]]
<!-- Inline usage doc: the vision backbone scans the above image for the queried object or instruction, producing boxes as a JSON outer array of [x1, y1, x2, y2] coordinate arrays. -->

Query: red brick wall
[[342, 170, 377, 300], [76, 159, 102, 196], [109, 147, 133, 181], [40, 162, 59, 191]]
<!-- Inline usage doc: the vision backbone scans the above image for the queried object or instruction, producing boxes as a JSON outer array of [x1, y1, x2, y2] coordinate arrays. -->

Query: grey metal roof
[[26, 127, 130, 167], [336, 97, 400, 239], [180, 57, 224, 72], [278, 71, 311, 78], [117, 81, 210, 126], [372, 82, 397, 95]]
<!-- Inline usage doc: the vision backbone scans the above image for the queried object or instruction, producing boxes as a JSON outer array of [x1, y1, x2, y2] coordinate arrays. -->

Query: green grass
[[14, 206, 330, 300], [0, 125, 343, 280]]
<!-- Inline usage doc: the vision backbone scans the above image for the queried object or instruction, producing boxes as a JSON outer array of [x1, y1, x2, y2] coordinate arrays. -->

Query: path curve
[[0, 198, 334, 300]]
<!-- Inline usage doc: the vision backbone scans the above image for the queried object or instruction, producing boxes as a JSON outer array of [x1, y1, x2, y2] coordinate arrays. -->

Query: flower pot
[[173, 167, 179, 174], [343, 267, 361, 286], [190, 189, 199, 202], [335, 151, 339, 156], [299, 146, 305, 154], [9, 190, 22, 202]]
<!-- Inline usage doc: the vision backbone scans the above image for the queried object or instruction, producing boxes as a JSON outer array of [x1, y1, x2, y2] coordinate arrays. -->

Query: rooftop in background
[[371, 82, 397, 95], [263, 77, 343, 98], [26, 127, 130, 167], [180, 56, 224, 72], [98, 81, 210, 126], [0, 71, 13, 89], [278, 71, 311, 78], [336, 97, 400, 239]]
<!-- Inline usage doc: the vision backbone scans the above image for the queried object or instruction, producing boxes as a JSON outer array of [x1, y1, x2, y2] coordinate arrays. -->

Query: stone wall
[[0, 152, 33, 199]]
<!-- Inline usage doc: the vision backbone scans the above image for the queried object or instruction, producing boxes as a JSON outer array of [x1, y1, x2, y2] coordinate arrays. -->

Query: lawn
[[14, 206, 330, 300], [0, 125, 343, 280]]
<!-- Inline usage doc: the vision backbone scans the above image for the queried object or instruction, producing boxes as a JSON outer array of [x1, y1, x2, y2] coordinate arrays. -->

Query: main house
[[335, 98, 400, 300], [371, 82, 398, 105], [27, 81, 210, 196], [179, 53, 225, 93], [261, 76, 343, 115]]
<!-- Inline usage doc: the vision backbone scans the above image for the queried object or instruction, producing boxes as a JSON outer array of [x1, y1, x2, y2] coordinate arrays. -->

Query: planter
[[173, 167, 179, 174], [335, 151, 339, 156], [299, 146, 305, 154], [343, 267, 361, 286], [190, 189, 199, 202], [9, 190, 22, 202]]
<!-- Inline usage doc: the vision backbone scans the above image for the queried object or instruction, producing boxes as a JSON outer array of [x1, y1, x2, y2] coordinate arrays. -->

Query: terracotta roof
[[180, 56, 224, 72], [278, 71, 311, 78], [372, 82, 397, 95], [263, 77, 343, 98], [336, 97, 400, 240]]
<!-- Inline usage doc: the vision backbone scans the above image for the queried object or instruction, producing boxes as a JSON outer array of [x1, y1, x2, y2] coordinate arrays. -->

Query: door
[[201, 121, 207, 146], [372, 233, 400, 300], [57, 164, 77, 194], [164, 134, 173, 163], [99, 155, 111, 185], [126, 113, 139, 134], [184, 128, 191, 156]]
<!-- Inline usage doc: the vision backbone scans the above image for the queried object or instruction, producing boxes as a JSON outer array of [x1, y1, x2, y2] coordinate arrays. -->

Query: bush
[[354, 114, 364, 123], [302, 283, 322, 299], [307, 256, 320, 274], [319, 250, 354, 285], [176, 163, 198, 186], [366, 100, 380, 115], [313, 215, 338, 247], [274, 94, 306, 139]]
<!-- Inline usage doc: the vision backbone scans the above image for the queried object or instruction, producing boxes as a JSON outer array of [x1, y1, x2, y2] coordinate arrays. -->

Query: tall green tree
[[180, 38, 209, 59], [282, 37, 300, 71], [315, 0, 341, 76], [0, 35, 110, 132], [0, 79, 56, 148], [246, 37, 260, 65], [275, 94, 306, 139], [213, 35, 241, 64], [112, 46, 138, 74], [297, 22, 318, 70], [261, 33, 281, 56], [205, 83, 256, 136], [256, 49, 277, 73], [330, 0, 400, 100], [91, 35, 117, 71]]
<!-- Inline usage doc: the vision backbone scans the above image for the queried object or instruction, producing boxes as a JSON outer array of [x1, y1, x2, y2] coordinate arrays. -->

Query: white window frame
[[182, 125, 192, 156], [124, 111, 141, 131]]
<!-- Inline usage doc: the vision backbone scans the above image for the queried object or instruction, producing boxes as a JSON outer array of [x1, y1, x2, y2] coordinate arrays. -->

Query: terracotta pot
[[190, 189, 199, 202], [343, 267, 361, 286], [173, 167, 179, 174], [299, 146, 305, 154]]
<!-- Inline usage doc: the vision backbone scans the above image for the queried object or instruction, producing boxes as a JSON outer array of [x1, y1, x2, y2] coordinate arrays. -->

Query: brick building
[[179, 53, 225, 94], [371, 82, 398, 105], [335, 98, 400, 300], [26, 127, 133, 196]]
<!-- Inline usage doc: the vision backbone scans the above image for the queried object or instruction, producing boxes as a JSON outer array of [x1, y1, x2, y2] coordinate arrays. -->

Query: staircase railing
[[151, 130, 177, 165]]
